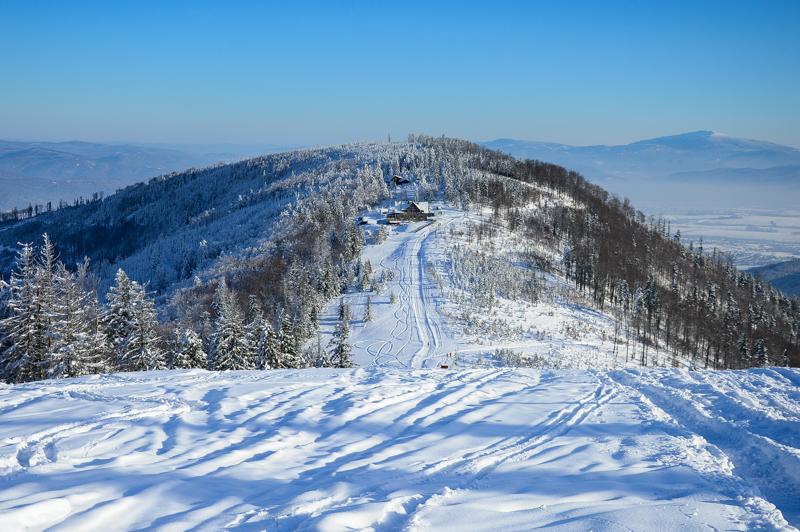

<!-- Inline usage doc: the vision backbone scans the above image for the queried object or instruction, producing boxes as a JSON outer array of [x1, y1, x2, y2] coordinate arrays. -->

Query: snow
[[3, 199, 799, 530], [1, 368, 798, 531], [329, 202, 648, 371]]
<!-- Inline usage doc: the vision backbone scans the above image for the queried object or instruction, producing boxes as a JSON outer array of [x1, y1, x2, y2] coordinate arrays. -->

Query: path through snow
[[336, 214, 455, 369]]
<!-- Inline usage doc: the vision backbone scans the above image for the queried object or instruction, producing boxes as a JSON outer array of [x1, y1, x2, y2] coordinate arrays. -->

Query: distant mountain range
[[748, 258, 800, 298], [0, 140, 294, 212], [4, 132, 800, 214], [483, 131, 800, 210]]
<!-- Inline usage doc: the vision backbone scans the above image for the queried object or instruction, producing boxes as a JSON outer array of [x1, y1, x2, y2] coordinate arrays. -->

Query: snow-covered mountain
[[0, 140, 288, 212], [484, 131, 800, 178], [1, 136, 795, 375], [1, 136, 800, 530], [483, 131, 800, 210]]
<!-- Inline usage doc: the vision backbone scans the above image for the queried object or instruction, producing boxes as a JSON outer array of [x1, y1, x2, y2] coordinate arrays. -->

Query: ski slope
[[328, 211, 457, 369], [329, 203, 632, 371], [3, 204, 799, 531], [1, 367, 798, 531]]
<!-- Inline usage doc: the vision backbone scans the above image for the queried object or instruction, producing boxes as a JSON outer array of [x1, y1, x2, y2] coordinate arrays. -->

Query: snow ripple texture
[[1, 368, 798, 531]]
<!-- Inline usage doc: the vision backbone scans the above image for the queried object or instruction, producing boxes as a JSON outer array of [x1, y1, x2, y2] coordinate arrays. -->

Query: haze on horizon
[[1, 1, 799, 149]]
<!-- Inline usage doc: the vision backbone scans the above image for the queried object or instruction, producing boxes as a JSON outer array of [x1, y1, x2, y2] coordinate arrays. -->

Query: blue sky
[[2, 1, 799, 148]]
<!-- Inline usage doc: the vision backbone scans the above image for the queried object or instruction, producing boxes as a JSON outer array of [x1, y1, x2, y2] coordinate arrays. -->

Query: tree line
[[0, 234, 359, 383], [1, 135, 797, 381]]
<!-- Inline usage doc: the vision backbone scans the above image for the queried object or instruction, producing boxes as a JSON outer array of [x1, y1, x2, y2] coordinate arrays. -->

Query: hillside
[[0, 140, 236, 212], [2, 137, 800, 530], [1, 136, 798, 384], [483, 132, 800, 213], [749, 258, 800, 298]]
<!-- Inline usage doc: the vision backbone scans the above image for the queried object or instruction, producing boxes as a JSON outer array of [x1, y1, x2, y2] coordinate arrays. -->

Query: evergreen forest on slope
[[0, 136, 797, 382]]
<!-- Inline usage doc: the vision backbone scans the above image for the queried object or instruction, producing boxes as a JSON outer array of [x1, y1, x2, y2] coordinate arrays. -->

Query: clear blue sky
[[2, 1, 799, 148]]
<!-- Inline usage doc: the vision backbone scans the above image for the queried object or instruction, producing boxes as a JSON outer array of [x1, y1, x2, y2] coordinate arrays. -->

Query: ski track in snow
[[350, 215, 452, 370], [1, 368, 798, 531], [2, 208, 800, 530]]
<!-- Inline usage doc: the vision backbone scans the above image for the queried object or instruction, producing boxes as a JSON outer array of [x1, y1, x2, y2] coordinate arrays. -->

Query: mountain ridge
[[0, 140, 288, 212]]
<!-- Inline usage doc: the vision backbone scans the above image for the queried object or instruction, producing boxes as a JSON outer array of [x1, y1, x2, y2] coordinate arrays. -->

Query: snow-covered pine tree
[[277, 312, 301, 369], [753, 339, 767, 367], [308, 301, 320, 334], [371, 276, 382, 294], [0, 244, 41, 382], [82, 288, 112, 375], [322, 257, 339, 300], [244, 295, 263, 369], [310, 332, 332, 367], [122, 281, 163, 371], [258, 320, 279, 369], [359, 270, 370, 292], [343, 224, 363, 261], [616, 279, 631, 310], [47, 262, 91, 379], [364, 296, 374, 323], [35, 234, 58, 377], [335, 254, 350, 294], [0, 280, 11, 355], [390, 291, 399, 304], [329, 317, 355, 368], [376, 225, 388, 244], [104, 269, 136, 369], [173, 328, 206, 369], [208, 280, 249, 371], [338, 301, 351, 323], [737, 333, 750, 367]]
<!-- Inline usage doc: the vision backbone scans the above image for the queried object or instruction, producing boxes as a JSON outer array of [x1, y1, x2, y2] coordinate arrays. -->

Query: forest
[[0, 135, 797, 383]]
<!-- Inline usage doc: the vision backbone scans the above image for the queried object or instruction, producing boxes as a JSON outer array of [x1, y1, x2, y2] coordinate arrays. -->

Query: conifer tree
[[364, 296, 375, 323], [121, 281, 162, 371], [376, 225, 388, 244], [277, 312, 301, 368], [310, 332, 332, 367], [308, 302, 320, 334], [104, 269, 136, 368], [753, 339, 767, 367], [47, 262, 91, 379], [258, 320, 279, 369], [208, 280, 249, 371], [35, 234, 58, 375], [737, 333, 750, 367], [173, 328, 206, 369], [83, 288, 111, 375], [0, 244, 41, 382], [329, 317, 355, 368], [244, 295, 264, 368], [322, 258, 339, 299]]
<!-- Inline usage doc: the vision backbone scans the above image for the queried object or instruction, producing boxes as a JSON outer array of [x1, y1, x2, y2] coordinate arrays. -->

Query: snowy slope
[[323, 201, 651, 372], [3, 200, 798, 531], [3, 142, 799, 531], [1, 368, 798, 531]]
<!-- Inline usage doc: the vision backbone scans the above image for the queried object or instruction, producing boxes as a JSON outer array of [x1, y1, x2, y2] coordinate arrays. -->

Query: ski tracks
[[609, 369, 800, 530], [368, 224, 443, 369], [264, 370, 617, 532]]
